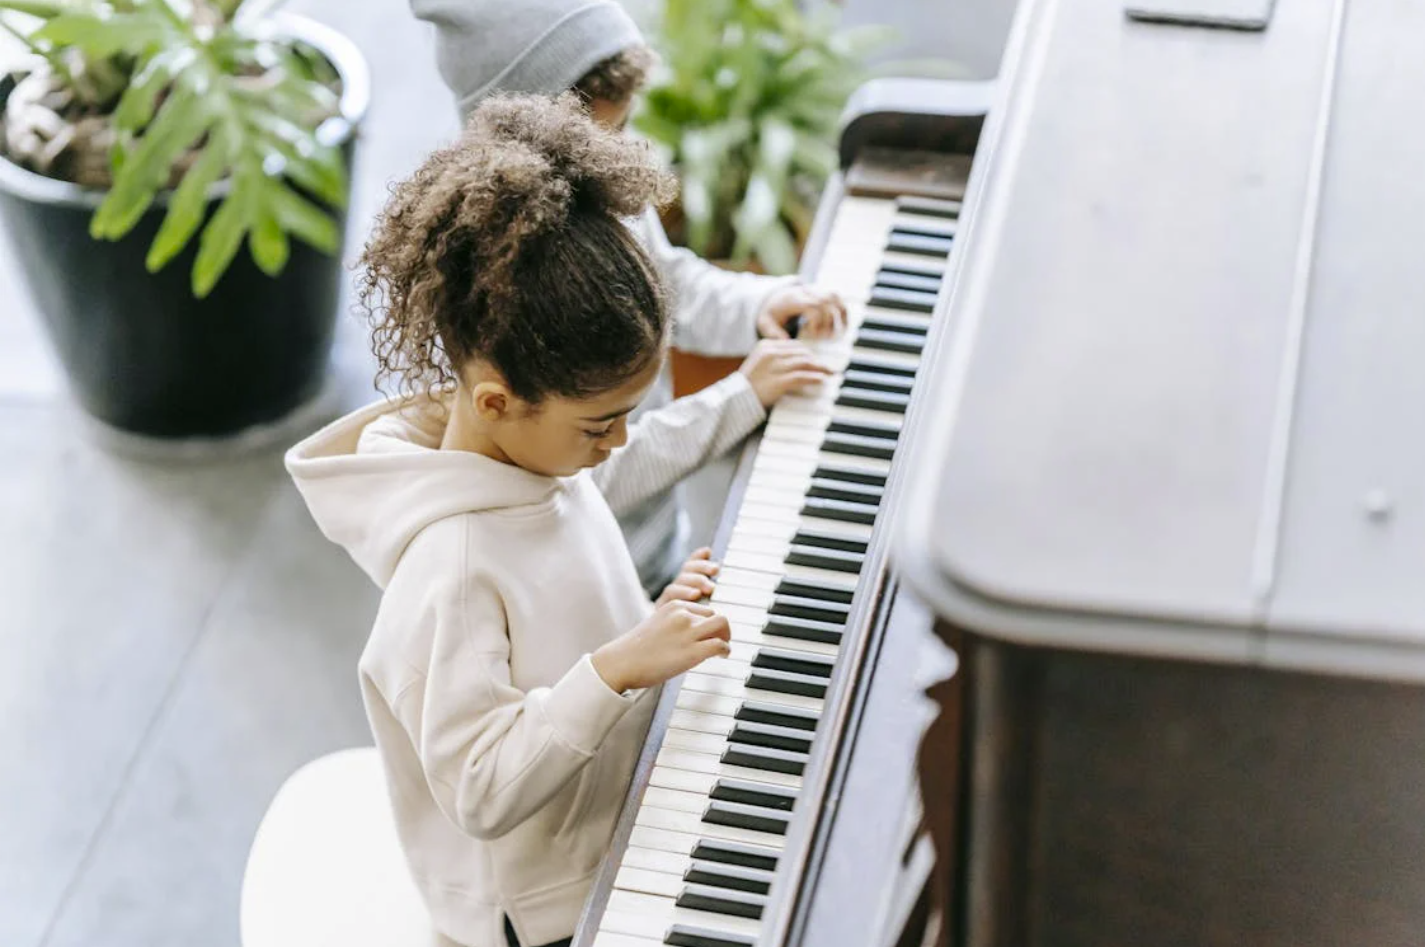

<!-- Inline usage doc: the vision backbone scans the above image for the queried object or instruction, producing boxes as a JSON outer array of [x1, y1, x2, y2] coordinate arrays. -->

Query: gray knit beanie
[[410, 0, 647, 122]]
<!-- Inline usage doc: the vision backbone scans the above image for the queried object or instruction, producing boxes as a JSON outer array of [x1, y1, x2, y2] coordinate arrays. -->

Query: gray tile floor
[[0, 2, 986, 945]]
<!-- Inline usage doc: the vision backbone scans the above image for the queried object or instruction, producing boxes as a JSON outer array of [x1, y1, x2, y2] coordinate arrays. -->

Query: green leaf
[[92, 82, 215, 240], [751, 219, 798, 275], [192, 166, 258, 298], [113, 47, 193, 133], [0, 1, 65, 18], [145, 126, 230, 272], [268, 182, 340, 254], [247, 200, 289, 276], [33, 10, 170, 59]]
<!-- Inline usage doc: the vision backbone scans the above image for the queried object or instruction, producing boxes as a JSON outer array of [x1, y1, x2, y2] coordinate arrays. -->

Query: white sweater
[[285, 378, 765, 947], [619, 210, 795, 591]]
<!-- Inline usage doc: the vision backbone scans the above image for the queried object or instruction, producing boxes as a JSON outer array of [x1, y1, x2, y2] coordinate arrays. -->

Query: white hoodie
[[285, 376, 765, 947]]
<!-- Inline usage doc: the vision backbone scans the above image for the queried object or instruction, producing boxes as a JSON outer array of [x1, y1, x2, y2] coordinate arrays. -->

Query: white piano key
[[642, 785, 715, 815], [707, 601, 773, 628], [879, 248, 947, 271], [663, 726, 732, 755], [649, 764, 721, 796], [719, 559, 860, 592], [693, 655, 752, 681], [672, 689, 743, 718], [621, 844, 693, 877], [752, 442, 893, 475], [735, 500, 884, 533], [670, 708, 733, 736], [602, 890, 763, 939], [715, 550, 785, 581], [711, 555, 784, 584], [592, 931, 662, 947], [681, 672, 826, 712], [654, 747, 804, 790], [635, 805, 785, 849], [615, 865, 683, 897], [629, 823, 702, 855], [846, 345, 921, 370]]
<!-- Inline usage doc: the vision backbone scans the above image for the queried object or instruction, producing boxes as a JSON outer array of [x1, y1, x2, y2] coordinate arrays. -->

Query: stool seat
[[241, 747, 433, 947]]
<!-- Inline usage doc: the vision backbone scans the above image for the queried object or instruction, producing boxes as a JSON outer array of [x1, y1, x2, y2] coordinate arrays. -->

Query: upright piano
[[895, 1, 1425, 946], [572, 75, 995, 947]]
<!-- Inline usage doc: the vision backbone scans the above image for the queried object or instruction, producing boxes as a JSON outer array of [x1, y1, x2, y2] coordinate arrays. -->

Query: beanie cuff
[[457, 2, 646, 120]]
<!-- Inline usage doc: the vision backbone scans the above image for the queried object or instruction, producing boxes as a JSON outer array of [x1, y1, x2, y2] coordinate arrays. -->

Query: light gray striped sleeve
[[592, 372, 767, 518]]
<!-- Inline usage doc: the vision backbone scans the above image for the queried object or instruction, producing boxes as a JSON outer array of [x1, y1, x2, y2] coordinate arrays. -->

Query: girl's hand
[[657, 547, 719, 605], [592, 600, 732, 693], [757, 284, 848, 340], [738, 339, 833, 408]]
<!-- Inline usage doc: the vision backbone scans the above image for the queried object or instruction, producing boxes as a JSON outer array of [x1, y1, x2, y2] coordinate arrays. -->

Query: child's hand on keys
[[592, 600, 732, 693], [656, 547, 719, 606], [739, 339, 833, 408], [756, 284, 848, 340]]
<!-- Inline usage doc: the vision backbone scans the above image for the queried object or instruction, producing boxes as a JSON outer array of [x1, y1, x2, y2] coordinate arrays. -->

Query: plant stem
[[0, 0, 66, 19]]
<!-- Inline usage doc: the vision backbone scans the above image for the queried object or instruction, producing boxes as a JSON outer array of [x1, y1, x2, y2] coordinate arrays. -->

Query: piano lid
[[896, 0, 1425, 681]]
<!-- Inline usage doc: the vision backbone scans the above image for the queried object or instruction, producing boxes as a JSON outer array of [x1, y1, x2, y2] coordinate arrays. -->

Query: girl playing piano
[[285, 93, 829, 947]]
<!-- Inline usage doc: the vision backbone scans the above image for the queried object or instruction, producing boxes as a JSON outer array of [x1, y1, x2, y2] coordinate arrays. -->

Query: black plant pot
[[0, 15, 369, 439]]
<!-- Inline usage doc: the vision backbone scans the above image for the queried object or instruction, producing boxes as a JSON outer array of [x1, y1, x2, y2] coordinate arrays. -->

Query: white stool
[[241, 747, 435, 947]]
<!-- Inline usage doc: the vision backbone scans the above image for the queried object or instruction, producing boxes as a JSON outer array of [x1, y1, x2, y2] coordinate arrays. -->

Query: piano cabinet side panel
[[957, 640, 1425, 947]]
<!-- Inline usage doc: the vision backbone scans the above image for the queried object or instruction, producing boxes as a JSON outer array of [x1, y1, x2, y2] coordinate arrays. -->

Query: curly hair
[[358, 92, 677, 403], [573, 45, 657, 105]]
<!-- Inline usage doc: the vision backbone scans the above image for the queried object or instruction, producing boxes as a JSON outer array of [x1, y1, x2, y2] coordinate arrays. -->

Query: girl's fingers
[[670, 600, 716, 617], [694, 615, 732, 641], [681, 559, 719, 577], [688, 547, 713, 560], [661, 584, 703, 603]]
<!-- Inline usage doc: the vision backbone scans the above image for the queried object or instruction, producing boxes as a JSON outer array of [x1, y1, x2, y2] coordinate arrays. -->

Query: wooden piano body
[[897, 0, 1425, 946]]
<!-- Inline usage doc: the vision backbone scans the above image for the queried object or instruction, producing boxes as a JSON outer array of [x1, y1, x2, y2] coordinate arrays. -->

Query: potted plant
[[635, 0, 888, 276], [0, 0, 368, 439]]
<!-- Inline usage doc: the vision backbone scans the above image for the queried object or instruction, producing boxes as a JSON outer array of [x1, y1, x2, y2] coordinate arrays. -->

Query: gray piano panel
[[918, 0, 1335, 630], [1264, 0, 1425, 676], [896, 0, 1425, 675]]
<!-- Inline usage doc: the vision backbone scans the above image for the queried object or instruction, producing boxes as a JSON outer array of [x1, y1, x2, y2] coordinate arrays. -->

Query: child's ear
[[470, 381, 511, 422]]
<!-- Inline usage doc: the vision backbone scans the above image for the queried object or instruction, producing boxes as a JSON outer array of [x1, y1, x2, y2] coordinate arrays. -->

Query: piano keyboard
[[589, 194, 957, 947]]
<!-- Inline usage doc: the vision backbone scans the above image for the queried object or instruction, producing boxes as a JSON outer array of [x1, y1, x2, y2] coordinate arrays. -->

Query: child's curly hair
[[358, 92, 676, 403], [573, 45, 657, 105]]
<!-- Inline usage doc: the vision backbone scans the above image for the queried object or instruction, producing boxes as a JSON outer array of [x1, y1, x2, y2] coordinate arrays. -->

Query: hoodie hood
[[286, 397, 562, 587]]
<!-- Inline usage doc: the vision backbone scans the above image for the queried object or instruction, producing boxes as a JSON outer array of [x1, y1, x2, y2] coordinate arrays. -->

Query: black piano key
[[862, 314, 929, 337], [775, 576, 856, 604], [746, 667, 829, 699], [842, 369, 914, 394], [710, 778, 799, 811], [827, 417, 901, 441], [847, 356, 918, 379], [792, 529, 869, 554], [897, 195, 961, 219], [879, 256, 947, 280], [811, 464, 888, 488], [684, 860, 776, 895], [869, 286, 938, 314], [835, 388, 911, 415], [887, 231, 953, 257], [704, 801, 791, 837], [691, 839, 779, 872], [785, 545, 864, 575], [801, 497, 879, 526], [769, 593, 850, 624], [821, 432, 896, 461], [666, 925, 756, 947], [806, 478, 883, 506], [775, 575, 849, 606], [891, 215, 957, 240], [736, 700, 820, 731], [875, 270, 943, 294], [677, 883, 768, 919], [666, 924, 757, 947], [722, 742, 809, 775], [856, 327, 924, 355], [762, 614, 844, 645], [729, 720, 814, 754], [754, 647, 836, 679]]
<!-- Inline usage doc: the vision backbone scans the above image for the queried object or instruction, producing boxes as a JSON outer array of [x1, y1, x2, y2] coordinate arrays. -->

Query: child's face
[[589, 95, 634, 132], [489, 356, 662, 477]]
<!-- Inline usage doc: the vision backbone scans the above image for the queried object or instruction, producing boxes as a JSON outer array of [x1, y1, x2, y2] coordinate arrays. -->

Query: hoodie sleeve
[[632, 209, 798, 357], [591, 371, 766, 517], [389, 568, 640, 841]]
